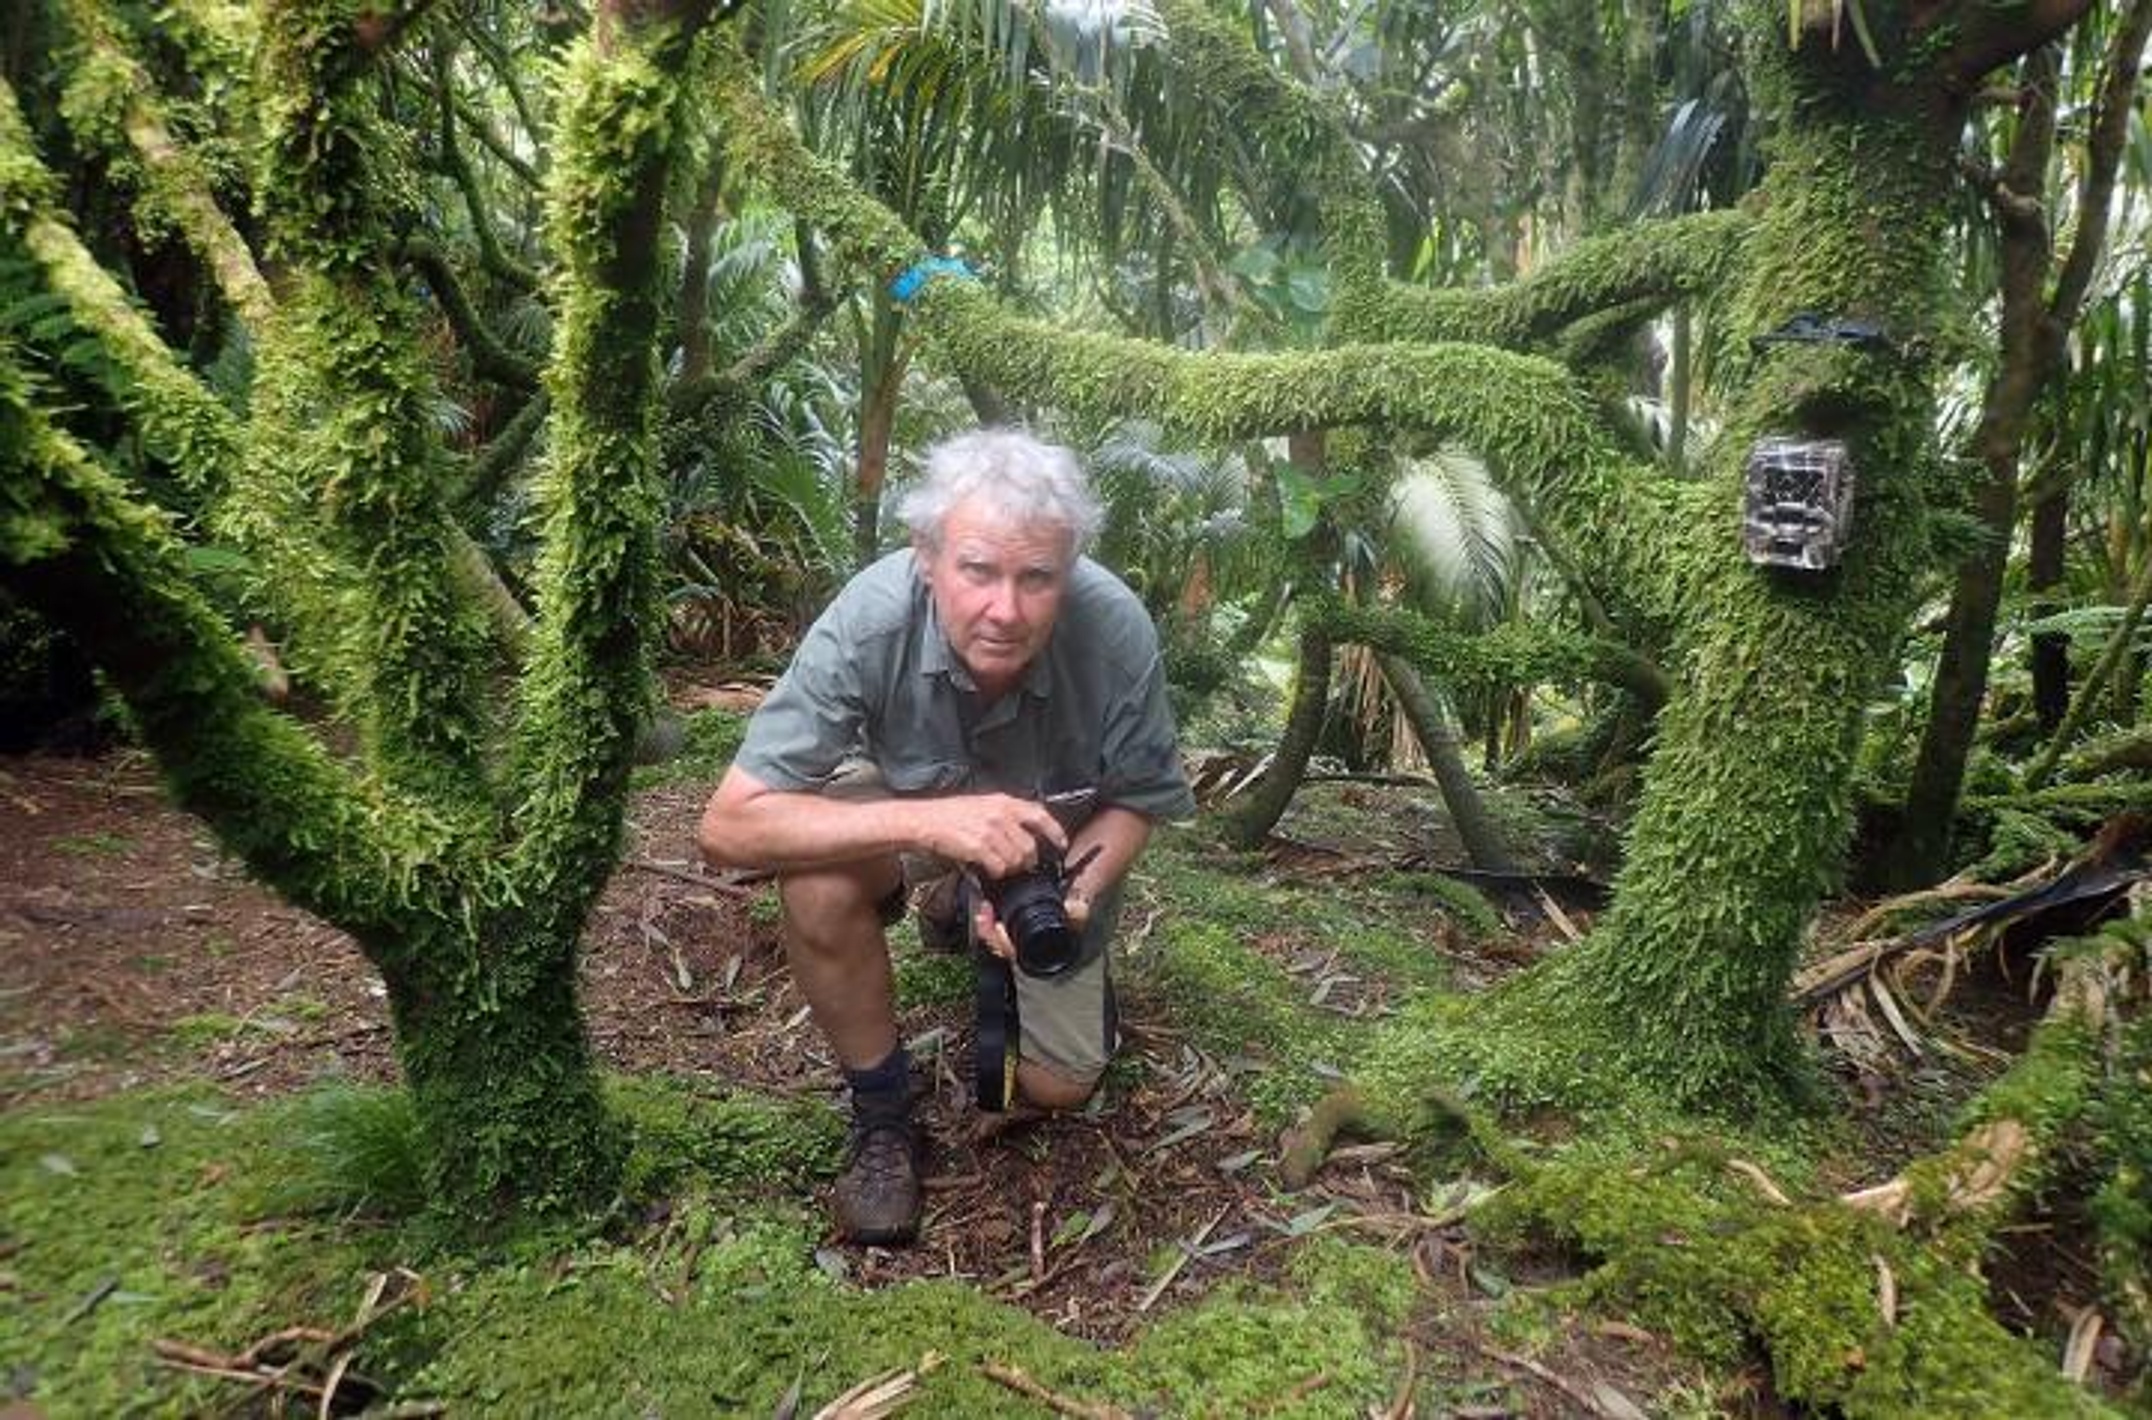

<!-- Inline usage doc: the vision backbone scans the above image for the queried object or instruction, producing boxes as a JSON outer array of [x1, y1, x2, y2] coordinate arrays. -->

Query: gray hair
[[898, 429, 1103, 555]]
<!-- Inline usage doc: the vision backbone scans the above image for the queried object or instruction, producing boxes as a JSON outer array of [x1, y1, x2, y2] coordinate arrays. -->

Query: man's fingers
[[1065, 892, 1091, 930], [974, 903, 1015, 960], [1020, 802, 1069, 851]]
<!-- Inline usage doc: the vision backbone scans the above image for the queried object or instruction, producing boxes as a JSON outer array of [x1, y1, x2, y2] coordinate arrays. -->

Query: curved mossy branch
[[0, 352, 455, 953], [1307, 596, 1669, 709], [502, 9, 709, 937], [1, 82, 241, 498], [55, 0, 277, 331], [1365, 209, 1750, 352], [1146, 0, 1748, 354], [452, 9, 545, 177], [717, 66, 1669, 609], [254, 1, 497, 807], [667, 293, 837, 420], [401, 238, 543, 390], [430, 37, 542, 293], [1149, 0, 1383, 333], [1841, 921, 2140, 1247], [1222, 615, 1332, 849], [456, 387, 550, 512]]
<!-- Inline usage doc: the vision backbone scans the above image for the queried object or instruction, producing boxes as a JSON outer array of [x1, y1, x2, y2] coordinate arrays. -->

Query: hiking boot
[[833, 1104, 923, 1244], [913, 870, 969, 955]]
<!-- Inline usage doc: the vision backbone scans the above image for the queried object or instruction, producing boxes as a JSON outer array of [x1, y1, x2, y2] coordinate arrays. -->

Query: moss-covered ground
[[3, 729, 2140, 1415]]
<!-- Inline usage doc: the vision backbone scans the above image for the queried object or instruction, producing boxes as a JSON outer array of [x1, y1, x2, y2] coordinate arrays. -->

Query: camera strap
[[973, 948, 1019, 1112]]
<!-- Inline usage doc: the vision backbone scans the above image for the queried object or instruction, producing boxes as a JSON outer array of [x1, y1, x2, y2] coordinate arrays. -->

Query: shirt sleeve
[[731, 604, 866, 791], [1098, 649, 1198, 822]]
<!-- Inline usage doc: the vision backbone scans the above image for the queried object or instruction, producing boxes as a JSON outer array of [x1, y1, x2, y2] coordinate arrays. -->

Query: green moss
[[893, 947, 973, 1009], [609, 1074, 843, 1200], [1372, 870, 1502, 940], [630, 706, 748, 789], [0, 1088, 383, 1417], [166, 1010, 247, 1046], [52, 830, 130, 856], [1475, 1131, 2111, 1418]]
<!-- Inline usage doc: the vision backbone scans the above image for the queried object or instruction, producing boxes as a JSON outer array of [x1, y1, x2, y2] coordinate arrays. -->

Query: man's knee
[[779, 860, 902, 955], [1018, 1057, 1103, 1112]]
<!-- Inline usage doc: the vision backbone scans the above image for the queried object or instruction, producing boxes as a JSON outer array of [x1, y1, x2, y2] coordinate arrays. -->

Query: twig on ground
[[623, 859, 764, 896], [1136, 1205, 1230, 1313], [1468, 1337, 1623, 1416], [978, 1362, 1133, 1419], [1384, 1337, 1419, 1420], [61, 1272, 118, 1326]]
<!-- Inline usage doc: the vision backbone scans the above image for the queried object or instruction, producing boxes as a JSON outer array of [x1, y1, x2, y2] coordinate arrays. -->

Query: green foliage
[[1133, 839, 1459, 1120], [0, 1076, 1418, 1417], [1372, 870, 1502, 939], [632, 706, 748, 788], [256, 1081, 430, 1219]]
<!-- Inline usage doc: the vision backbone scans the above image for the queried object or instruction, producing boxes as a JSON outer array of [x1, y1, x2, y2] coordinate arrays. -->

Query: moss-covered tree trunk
[[1489, 12, 2000, 1105], [384, 931, 619, 1215], [1378, 653, 1517, 873]]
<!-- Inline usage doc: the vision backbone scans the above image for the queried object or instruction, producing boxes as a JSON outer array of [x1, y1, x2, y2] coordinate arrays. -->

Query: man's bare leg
[[779, 858, 903, 1069], [780, 857, 923, 1244]]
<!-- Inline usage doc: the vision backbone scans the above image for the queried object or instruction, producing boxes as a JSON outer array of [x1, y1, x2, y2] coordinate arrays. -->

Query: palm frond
[[1386, 446, 1525, 629]]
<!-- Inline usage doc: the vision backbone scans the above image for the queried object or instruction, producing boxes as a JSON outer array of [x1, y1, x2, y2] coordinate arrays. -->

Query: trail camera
[[1742, 437, 1855, 572]]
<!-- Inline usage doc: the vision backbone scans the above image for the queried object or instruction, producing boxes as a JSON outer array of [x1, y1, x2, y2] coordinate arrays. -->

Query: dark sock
[[845, 1046, 911, 1117]]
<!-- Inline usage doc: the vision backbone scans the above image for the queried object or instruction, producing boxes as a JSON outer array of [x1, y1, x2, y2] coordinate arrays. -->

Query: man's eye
[[961, 563, 995, 584], [1019, 570, 1053, 592]]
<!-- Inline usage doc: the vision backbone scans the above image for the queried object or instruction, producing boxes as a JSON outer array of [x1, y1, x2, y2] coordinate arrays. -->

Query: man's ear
[[911, 534, 934, 583]]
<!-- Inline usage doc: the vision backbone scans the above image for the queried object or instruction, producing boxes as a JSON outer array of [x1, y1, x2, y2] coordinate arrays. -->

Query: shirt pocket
[[879, 756, 973, 795]]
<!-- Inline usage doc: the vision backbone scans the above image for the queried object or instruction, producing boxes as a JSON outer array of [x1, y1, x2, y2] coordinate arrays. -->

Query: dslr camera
[[977, 838, 1098, 979]]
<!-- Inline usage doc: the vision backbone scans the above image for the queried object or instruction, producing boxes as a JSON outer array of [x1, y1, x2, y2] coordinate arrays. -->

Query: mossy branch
[[430, 39, 542, 293], [0, 80, 379, 705], [56, 0, 276, 331], [1366, 210, 1751, 351], [1, 352, 453, 953], [1149, 0, 1383, 331], [716, 68, 1660, 603], [456, 388, 550, 512], [255, 3, 500, 804], [401, 237, 543, 389], [502, 6, 710, 931], [1842, 918, 2149, 1253], [452, 9, 545, 172], [1306, 595, 1670, 708]]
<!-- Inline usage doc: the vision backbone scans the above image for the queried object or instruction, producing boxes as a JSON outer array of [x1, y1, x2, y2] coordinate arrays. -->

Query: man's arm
[[1061, 806, 1153, 925], [698, 764, 1070, 879]]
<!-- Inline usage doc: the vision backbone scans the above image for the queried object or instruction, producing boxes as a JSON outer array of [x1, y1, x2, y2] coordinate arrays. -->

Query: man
[[698, 429, 1195, 1244]]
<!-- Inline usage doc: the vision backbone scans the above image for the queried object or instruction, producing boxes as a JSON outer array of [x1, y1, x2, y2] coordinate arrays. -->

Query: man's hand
[[913, 793, 1067, 878]]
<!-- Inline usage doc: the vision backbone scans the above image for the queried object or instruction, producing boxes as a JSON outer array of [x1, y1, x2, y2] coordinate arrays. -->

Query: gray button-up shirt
[[736, 550, 1194, 823]]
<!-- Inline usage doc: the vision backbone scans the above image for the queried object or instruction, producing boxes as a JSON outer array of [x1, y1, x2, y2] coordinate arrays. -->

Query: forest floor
[[0, 691, 2111, 1416]]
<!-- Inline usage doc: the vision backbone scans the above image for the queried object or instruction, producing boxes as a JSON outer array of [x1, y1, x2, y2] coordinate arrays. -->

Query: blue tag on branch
[[889, 256, 976, 303]]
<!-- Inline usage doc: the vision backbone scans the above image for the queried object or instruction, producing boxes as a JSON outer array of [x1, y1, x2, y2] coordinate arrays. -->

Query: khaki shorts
[[832, 759, 1120, 1085]]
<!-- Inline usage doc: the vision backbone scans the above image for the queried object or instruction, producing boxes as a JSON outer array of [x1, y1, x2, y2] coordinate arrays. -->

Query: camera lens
[[991, 873, 1080, 978]]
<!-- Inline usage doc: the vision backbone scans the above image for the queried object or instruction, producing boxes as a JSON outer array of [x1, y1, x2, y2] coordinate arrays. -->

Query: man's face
[[915, 499, 1073, 696]]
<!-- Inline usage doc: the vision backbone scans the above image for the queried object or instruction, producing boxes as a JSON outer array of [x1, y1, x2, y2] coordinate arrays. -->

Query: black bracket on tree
[[1749, 312, 1896, 356]]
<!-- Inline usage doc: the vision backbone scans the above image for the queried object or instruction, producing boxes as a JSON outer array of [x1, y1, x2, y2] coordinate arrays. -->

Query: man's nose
[[985, 579, 1021, 622]]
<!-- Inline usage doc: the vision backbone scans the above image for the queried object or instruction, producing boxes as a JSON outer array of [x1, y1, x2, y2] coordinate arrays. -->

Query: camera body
[[981, 841, 1083, 978]]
